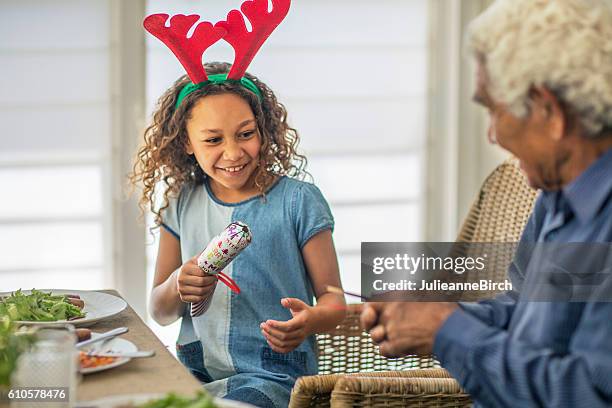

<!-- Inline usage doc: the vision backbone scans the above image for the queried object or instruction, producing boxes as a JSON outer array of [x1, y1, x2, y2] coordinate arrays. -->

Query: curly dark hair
[[129, 62, 308, 227]]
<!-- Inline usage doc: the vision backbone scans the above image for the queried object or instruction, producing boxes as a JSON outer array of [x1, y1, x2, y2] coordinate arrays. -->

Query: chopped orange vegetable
[[79, 351, 118, 369]]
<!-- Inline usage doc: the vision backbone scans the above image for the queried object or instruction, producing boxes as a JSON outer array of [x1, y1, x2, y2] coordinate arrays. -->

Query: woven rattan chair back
[[331, 376, 472, 408], [456, 158, 537, 243], [317, 304, 439, 375], [455, 158, 538, 300]]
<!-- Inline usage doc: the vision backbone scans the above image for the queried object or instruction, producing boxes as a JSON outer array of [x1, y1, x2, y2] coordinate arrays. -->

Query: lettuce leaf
[[0, 289, 85, 322]]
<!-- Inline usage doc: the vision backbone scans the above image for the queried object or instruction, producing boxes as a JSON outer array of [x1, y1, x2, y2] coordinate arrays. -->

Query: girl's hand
[[176, 256, 217, 303], [260, 298, 313, 354]]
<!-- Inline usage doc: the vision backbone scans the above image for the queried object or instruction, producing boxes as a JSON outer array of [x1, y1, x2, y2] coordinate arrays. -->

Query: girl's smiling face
[[185, 93, 262, 202]]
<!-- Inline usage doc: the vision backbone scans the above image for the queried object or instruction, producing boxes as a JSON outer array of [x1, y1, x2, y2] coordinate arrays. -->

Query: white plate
[[0, 289, 127, 327], [79, 332, 137, 374], [76, 393, 255, 408]]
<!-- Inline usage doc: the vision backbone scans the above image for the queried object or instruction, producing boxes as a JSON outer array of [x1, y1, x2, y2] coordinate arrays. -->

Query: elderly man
[[361, 0, 612, 407]]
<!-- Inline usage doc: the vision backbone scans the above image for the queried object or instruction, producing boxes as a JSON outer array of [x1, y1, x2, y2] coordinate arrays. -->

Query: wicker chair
[[331, 377, 471, 408], [456, 158, 538, 243], [288, 158, 538, 408]]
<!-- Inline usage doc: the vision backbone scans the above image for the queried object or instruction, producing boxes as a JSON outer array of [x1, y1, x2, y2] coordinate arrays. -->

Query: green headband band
[[175, 73, 262, 110]]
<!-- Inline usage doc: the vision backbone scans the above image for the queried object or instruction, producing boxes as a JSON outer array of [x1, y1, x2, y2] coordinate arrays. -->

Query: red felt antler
[[144, 14, 226, 83], [216, 0, 291, 80]]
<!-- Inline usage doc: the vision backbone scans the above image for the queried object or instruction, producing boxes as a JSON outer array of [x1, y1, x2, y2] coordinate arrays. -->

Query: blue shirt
[[434, 148, 612, 407], [161, 176, 334, 408]]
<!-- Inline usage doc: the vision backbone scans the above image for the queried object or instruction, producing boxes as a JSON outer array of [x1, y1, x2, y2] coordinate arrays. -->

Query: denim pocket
[[176, 340, 214, 383], [261, 345, 308, 377]]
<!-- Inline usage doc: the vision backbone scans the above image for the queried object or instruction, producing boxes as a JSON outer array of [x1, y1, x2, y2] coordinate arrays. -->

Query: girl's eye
[[240, 131, 256, 139], [204, 137, 222, 144]]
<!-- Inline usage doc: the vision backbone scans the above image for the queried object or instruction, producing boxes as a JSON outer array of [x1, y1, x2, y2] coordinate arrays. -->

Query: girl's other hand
[[176, 256, 217, 303], [260, 298, 313, 353]]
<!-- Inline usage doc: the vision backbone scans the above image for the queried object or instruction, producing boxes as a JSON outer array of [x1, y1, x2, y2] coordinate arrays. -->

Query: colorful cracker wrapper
[[191, 221, 252, 316]]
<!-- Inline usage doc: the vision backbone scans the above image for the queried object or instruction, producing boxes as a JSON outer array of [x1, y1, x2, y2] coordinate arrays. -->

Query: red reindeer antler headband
[[144, 0, 291, 109]]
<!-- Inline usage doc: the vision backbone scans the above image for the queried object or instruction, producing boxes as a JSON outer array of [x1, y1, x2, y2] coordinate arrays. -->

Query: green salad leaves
[[0, 316, 36, 386], [138, 392, 217, 408], [0, 289, 85, 322]]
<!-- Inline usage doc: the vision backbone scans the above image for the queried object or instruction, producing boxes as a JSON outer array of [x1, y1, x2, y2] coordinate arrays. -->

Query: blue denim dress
[[162, 177, 334, 408]]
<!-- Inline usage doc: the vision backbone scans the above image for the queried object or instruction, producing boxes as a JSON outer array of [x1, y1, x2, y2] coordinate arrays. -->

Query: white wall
[[425, 0, 509, 241], [0, 0, 113, 291]]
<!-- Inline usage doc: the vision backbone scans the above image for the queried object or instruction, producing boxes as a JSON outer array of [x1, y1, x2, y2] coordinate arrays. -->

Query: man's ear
[[529, 86, 565, 141]]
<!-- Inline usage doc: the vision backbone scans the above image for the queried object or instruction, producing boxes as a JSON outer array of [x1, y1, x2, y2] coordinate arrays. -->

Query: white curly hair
[[466, 0, 612, 137]]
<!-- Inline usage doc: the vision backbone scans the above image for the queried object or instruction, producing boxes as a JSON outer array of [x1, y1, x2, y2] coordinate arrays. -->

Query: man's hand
[[361, 301, 458, 357], [176, 256, 217, 303], [261, 298, 314, 353]]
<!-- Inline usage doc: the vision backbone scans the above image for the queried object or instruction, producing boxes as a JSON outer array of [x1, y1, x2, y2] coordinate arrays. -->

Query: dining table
[[76, 289, 203, 404]]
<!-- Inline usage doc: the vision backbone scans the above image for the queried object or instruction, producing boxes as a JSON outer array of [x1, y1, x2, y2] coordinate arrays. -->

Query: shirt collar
[[562, 147, 612, 224]]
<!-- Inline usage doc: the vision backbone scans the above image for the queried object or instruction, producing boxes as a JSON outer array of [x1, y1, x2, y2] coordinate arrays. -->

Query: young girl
[[130, 61, 346, 407]]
